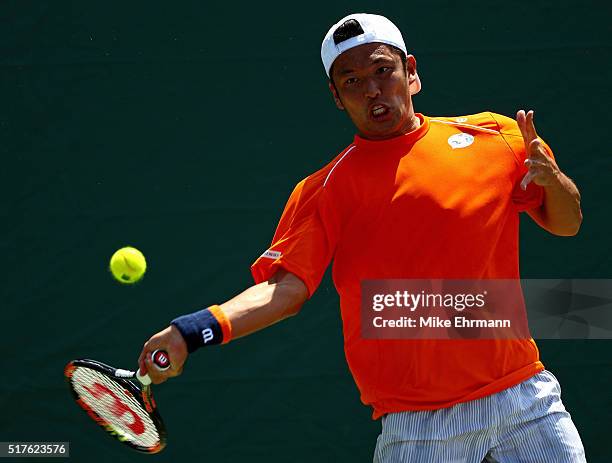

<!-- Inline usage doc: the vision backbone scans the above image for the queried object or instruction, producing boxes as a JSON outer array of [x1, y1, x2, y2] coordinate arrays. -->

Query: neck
[[358, 113, 422, 141], [405, 114, 421, 133]]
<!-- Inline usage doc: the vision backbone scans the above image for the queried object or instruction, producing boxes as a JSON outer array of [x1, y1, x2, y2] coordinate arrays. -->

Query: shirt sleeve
[[490, 112, 556, 212], [250, 175, 338, 298]]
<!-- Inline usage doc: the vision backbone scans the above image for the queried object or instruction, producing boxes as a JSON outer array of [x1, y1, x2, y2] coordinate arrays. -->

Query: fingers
[[520, 140, 546, 190], [521, 146, 559, 190], [520, 170, 536, 191], [516, 109, 538, 152], [137, 341, 149, 376], [528, 139, 556, 165], [522, 152, 548, 190], [524, 162, 547, 171], [516, 109, 525, 129], [137, 325, 189, 385], [525, 110, 538, 141], [144, 353, 169, 384], [516, 110, 558, 190], [516, 109, 528, 142], [138, 352, 147, 376]]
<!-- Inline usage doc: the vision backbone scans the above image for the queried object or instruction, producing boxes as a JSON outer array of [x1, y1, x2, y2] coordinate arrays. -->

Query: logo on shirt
[[448, 132, 474, 149], [261, 249, 282, 260]]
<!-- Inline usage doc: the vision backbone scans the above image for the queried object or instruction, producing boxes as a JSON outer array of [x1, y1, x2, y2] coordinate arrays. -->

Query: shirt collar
[[353, 113, 430, 151]]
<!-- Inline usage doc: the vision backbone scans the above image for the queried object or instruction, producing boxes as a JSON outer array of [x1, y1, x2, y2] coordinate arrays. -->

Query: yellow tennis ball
[[109, 246, 147, 284]]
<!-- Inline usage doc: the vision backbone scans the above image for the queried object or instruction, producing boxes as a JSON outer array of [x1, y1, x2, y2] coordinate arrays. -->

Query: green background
[[2, 1, 610, 461]]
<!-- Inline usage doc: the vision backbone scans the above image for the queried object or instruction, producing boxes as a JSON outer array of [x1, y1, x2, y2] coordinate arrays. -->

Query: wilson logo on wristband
[[171, 306, 231, 353], [201, 328, 214, 344]]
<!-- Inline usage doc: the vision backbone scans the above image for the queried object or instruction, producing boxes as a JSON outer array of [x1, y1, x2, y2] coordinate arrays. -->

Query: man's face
[[329, 43, 418, 140]]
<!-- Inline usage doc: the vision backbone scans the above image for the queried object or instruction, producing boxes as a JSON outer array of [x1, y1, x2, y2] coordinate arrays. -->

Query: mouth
[[369, 104, 391, 120]]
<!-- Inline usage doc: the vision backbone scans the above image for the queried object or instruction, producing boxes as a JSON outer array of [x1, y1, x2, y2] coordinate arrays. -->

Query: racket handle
[[136, 349, 171, 386], [136, 370, 152, 385]]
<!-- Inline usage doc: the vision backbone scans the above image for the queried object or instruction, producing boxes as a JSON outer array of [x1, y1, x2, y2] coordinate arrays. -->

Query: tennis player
[[138, 13, 585, 462]]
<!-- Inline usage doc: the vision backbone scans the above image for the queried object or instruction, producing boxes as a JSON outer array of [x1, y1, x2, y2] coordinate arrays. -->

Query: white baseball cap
[[321, 13, 421, 95]]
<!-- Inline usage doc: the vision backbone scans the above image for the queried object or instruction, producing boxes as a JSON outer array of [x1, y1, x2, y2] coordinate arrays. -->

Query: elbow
[[566, 204, 583, 236], [280, 283, 309, 318], [553, 226, 579, 237], [271, 269, 309, 319], [568, 194, 583, 235], [569, 211, 583, 236], [284, 302, 305, 318], [286, 287, 309, 317], [282, 294, 307, 318], [551, 210, 583, 236]]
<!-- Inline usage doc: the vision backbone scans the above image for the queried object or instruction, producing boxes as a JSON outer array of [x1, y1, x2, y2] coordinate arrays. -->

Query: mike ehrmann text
[[372, 316, 512, 329]]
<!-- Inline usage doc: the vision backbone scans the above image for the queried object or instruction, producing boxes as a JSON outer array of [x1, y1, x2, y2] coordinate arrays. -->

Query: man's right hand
[[138, 324, 188, 384], [137, 269, 307, 384]]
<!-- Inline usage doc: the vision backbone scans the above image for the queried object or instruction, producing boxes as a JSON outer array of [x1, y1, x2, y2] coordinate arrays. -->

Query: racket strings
[[70, 366, 160, 448]]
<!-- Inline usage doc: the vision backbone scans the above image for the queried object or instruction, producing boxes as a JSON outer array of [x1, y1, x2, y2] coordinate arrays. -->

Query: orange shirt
[[251, 112, 551, 419]]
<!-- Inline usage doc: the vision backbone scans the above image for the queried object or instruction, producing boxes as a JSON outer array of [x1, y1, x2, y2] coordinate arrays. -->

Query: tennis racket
[[64, 349, 171, 453]]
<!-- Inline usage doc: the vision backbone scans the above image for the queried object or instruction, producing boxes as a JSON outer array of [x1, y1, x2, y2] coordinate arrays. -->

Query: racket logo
[[83, 382, 145, 435], [152, 350, 170, 370]]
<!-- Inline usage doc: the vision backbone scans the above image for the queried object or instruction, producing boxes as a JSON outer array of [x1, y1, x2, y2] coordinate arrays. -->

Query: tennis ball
[[109, 246, 147, 284]]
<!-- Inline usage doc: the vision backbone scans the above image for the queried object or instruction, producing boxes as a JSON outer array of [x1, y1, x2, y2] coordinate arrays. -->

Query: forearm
[[139, 270, 308, 383], [536, 172, 582, 236], [220, 272, 308, 339]]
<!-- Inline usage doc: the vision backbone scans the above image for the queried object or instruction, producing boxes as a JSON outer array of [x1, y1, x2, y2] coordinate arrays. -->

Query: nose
[[364, 78, 381, 99]]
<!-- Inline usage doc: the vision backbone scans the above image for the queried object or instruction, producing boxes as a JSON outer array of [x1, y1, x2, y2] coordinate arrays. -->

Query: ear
[[406, 55, 417, 88], [328, 81, 345, 111]]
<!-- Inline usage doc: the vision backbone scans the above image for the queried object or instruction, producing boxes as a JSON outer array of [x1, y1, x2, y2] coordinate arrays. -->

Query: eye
[[345, 77, 358, 85], [376, 66, 391, 74]]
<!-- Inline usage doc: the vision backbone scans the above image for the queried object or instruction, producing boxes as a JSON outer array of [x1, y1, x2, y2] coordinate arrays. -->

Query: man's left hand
[[516, 109, 561, 190]]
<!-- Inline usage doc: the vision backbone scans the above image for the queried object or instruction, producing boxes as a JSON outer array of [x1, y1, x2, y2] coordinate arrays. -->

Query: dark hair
[[329, 19, 407, 87], [332, 19, 365, 45]]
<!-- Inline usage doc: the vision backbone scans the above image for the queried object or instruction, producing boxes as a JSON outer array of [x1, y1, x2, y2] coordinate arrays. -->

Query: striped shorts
[[373, 370, 586, 462]]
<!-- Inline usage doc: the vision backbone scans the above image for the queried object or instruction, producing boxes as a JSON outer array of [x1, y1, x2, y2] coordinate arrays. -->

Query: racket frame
[[64, 358, 167, 454]]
